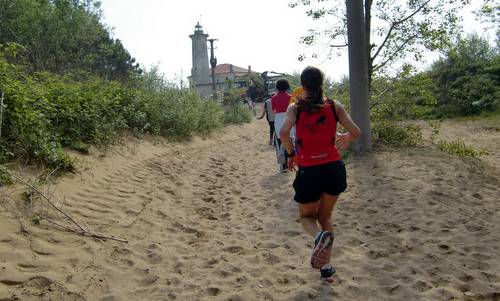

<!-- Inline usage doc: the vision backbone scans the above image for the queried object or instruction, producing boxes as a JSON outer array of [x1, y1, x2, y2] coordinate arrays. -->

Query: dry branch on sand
[[0, 170, 128, 243]]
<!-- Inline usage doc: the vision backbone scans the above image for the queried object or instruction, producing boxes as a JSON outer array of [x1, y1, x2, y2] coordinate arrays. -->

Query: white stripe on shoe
[[310, 231, 334, 269]]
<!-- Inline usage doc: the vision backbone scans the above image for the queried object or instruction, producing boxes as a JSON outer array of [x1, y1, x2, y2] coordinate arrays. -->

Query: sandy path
[[1, 120, 499, 301], [417, 119, 500, 171]]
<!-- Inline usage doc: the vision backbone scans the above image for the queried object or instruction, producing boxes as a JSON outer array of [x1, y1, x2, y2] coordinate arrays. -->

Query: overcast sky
[[100, 0, 493, 82]]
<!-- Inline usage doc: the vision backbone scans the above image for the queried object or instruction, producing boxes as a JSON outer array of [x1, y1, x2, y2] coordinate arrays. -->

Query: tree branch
[[11, 173, 86, 233], [371, 0, 431, 63], [4, 170, 128, 243], [372, 34, 419, 73], [370, 76, 399, 109], [394, 0, 432, 27], [329, 44, 348, 48], [371, 25, 395, 63], [43, 217, 128, 243]]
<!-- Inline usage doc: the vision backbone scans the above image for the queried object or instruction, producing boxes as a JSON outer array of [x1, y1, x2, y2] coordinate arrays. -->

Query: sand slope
[[1, 120, 499, 301]]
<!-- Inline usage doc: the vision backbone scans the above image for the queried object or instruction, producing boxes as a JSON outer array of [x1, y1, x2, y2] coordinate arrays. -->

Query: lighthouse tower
[[189, 23, 211, 93]]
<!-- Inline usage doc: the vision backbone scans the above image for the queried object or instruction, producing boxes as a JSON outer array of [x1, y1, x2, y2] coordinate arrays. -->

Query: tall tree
[[346, 0, 372, 152], [290, 0, 477, 87], [0, 0, 140, 80], [431, 34, 499, 115]]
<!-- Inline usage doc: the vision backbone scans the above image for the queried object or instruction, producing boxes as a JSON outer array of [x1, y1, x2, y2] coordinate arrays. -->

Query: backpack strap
[[296, 98, 339, 125], [326, 99, 339, 123]]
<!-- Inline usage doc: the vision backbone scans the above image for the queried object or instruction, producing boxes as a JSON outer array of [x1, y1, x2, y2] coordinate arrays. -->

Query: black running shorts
[[293, 160, 347, 204]]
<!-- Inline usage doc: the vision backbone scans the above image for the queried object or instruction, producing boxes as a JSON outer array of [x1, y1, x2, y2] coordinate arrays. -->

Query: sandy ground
[[417, 119, 500, 171], [1, 115, 499, 301]]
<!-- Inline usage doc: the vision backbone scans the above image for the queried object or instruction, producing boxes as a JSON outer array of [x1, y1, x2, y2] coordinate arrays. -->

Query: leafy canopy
[[290, 0, 480, 81], [0, 0, 140, 80]]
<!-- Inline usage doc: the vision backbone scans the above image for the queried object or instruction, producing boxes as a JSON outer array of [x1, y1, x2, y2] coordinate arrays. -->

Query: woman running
[[279, 66, 361, 282]]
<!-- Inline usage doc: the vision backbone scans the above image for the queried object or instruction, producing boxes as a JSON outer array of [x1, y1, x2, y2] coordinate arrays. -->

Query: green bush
[[123, 69, 224, 139], [371, 71, 437, 120], [0, 165, 14, 186], [197, 100, 224, 134], [223, 104, 252, 125], [372, 120, 423, 147], [431, 34, 499, 116], [220, 87, 252, 125], [429, 120, 487, 158], [0, 45, 225, 170], [436, 139, 487, 158]]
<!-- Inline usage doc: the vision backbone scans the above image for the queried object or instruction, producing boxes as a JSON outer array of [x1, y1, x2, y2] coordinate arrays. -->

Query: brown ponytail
[[296, 66, 324, 113]]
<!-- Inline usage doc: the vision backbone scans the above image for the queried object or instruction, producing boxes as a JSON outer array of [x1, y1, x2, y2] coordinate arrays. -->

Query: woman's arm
[[279, 104, 298, 171], [334, 102, 361, 150], [257, 106, 266, 119], [279, 104, 297, 155]]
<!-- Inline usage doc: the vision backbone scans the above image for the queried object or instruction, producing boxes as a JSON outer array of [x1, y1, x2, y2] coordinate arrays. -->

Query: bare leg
[[298, 201, 321, 237], [317, 193, 339, 263]]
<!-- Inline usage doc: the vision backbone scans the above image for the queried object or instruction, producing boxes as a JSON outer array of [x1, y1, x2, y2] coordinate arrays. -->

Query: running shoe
[[311, 231, 334, 269], [320, 264, 336, 283]]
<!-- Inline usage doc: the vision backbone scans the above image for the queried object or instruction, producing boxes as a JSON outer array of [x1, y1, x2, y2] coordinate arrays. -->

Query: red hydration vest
[[295, 100, 340, 167]]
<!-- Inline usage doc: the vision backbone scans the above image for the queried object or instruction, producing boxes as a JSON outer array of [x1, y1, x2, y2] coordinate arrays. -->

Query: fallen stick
[[3, 170, 128, 243], [43, 217, 128, 243], [9, 172, 86, 233]]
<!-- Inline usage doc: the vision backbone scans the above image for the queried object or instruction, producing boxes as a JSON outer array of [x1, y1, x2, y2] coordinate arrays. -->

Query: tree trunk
[[346, 0, 372, 152], [364, 0, 373, 90]]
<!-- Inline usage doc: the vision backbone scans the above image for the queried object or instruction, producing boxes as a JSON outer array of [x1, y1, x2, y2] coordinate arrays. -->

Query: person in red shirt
[[271, 79, 292, 172], [279, 66, 361, 283]]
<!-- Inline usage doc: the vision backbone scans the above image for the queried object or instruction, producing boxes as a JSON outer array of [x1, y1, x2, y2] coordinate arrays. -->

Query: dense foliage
[[290, 0, 478, 84], [288, 34, 498, 148], [431, 34, 499, 116], [0, 1, 254, 174], [367, 34, 499, 120], [0, 0, 140, 80], [0, 44, 226, 170], [222, 88, 252, 124]]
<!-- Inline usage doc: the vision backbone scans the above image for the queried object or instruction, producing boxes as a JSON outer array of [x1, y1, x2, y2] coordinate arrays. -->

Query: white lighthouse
[[189, 23, 212, 98]]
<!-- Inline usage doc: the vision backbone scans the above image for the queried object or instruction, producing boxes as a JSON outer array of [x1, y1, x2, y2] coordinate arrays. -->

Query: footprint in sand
[[202, 196, 216, 203], [263, 252, 281, 265], [139, 275, 159, 286], [16, 262, 48, 273], [206, 287, 221, 296], [459, 274, 474, 283], [283, 230, 301, 237], [146, 251, 163, 264], [472, 193, 483, 200], [23, 276, 53, 289], [223, 246, 245, 254], [367, 249, 389, 260], [471, 253, 491, 261], [438, 244, 450, 251], [413, 280, 432, 293]]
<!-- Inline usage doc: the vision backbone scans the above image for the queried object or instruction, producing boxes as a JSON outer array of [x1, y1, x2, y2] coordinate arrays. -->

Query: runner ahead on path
[[271, 79, 292, 172], [257, 96, 275, 145], [279, 66, 361, 283]]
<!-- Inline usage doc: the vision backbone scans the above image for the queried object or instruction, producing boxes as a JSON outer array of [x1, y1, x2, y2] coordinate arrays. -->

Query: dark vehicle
[[261, 71, 287, 96]]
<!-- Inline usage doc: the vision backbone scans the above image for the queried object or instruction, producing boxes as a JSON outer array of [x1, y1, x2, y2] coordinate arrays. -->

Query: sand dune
[[1, 119, 499, 301]]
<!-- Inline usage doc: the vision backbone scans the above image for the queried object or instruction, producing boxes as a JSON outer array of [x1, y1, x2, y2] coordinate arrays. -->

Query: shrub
[[121, 69, 225, 139], [0, 165, 14, 186], [223, 104, 252, 125], [197, 100, 224, 134], [0, 45, 225, 170], [372, 121, 423, 147], [431, 34, 499, 116], [428, 120, 487, 158], [436, 139, 487, 158]]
